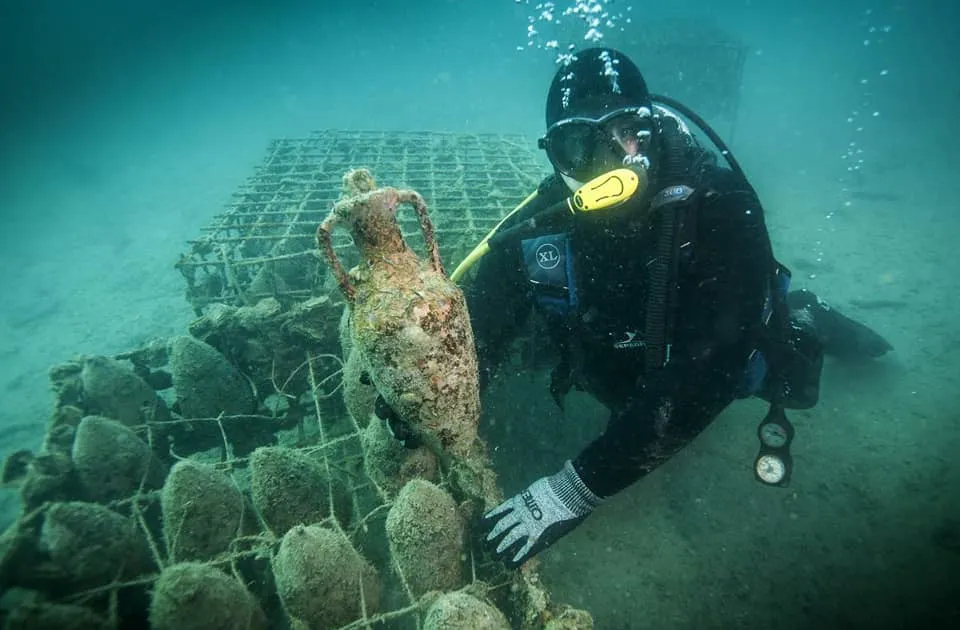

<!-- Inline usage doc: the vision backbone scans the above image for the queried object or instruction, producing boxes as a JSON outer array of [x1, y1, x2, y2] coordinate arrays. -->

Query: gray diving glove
[[482, 460, 603, 568]]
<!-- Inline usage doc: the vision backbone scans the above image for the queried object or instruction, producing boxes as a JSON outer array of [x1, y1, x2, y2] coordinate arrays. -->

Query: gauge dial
[[755, 454, 787, 485], [759, 422, 789, 448]]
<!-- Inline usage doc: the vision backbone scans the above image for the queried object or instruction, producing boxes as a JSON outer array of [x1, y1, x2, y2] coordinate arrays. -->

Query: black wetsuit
[[466, 154, 781, 498]]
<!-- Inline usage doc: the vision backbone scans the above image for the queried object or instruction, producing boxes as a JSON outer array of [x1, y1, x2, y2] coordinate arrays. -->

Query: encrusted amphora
[[316, 169, 480, 460]]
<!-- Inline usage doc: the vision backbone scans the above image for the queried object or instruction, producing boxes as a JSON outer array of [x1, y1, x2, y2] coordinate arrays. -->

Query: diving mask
[[539, 106, 655, 182]]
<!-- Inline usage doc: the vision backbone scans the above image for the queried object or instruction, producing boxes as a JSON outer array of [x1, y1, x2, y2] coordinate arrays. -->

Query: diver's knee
[[786, 289, 821, 312], [762, 313, 824, 409]]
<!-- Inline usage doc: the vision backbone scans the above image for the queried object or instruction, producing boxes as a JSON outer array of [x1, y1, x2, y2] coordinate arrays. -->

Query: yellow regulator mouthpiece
[[569, 168, 646, 213]]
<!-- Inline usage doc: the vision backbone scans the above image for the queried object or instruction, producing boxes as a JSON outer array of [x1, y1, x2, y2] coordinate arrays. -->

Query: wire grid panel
[[177, 130, 548, 312], [624, 18, 749, 125]]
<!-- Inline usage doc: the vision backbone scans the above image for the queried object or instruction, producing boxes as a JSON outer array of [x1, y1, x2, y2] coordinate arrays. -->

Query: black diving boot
[[787, 290, 893, 359]]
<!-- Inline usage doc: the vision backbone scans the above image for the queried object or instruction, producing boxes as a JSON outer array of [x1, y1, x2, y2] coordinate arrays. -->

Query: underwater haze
[[1, 0, 959, 628]]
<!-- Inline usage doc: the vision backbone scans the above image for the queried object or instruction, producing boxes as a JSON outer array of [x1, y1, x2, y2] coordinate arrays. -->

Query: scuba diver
[[451, 47, 892, 569]]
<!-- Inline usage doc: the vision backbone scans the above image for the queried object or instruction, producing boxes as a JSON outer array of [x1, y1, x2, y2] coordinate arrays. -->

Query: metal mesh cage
[[177, 130, 548, 313], [626, 18, 749, 126]]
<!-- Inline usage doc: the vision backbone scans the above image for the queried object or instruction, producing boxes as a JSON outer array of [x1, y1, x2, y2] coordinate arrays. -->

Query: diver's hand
[[482, 460, 602, 568]]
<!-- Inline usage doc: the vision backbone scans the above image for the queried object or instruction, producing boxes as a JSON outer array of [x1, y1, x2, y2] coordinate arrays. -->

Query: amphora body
[[317, 169, 480, 459]]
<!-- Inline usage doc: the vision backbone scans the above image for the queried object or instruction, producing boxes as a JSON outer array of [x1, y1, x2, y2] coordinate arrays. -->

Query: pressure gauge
[[755, 454, 787, 485], [759, 422, 789, 448], [753, 404, 795, 487]]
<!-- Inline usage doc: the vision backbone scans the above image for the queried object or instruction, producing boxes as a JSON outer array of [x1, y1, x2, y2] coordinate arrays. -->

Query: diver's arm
[[571, 351, 741, 497], [573, 181, 773, 497]]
